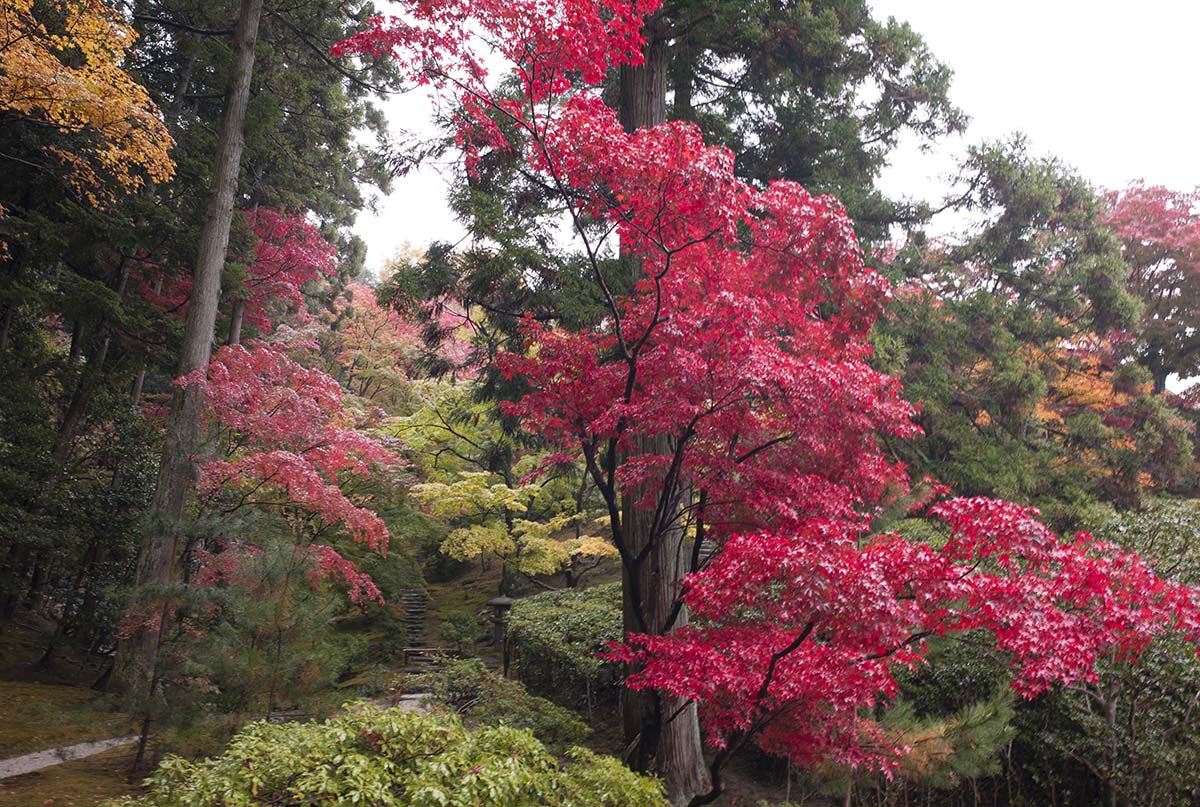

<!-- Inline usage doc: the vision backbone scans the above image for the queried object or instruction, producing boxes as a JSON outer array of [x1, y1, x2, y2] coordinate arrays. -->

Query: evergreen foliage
[[877, 140, 1195, 520], [108, 705, 665, 807], [402, 657, 593, 754], [507, 583, 622, 705]]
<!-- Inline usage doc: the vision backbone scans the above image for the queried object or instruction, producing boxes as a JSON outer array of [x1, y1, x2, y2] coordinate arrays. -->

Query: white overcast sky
[[354, 0, 1200, 273]]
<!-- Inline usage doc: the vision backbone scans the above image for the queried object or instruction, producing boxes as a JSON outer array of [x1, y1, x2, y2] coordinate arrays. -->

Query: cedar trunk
[[111, 0, 265, 701], [227, 299, 245, 345], [617, 16, 708, 806]]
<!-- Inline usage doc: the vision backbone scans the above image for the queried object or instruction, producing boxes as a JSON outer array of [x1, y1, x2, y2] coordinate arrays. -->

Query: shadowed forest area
[[2, 2, 1200, 806]]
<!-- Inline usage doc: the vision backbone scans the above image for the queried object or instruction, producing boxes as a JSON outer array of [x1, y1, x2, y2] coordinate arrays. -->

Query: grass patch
[[0, 743, 139, 807], [0, 682, 134, 758]]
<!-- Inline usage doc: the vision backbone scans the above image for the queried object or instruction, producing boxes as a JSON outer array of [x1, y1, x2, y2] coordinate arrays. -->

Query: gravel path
[[0, 736, 138, 779]]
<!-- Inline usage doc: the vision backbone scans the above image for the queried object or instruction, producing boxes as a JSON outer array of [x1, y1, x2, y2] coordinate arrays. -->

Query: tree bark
[[111, 0, 265, 701], [129, 365, 147, 405], [51, 256, 131, 475], [130, 277, 163, 405], [0, 306, 13, 354], [618, 21, 667, 133], [227, 299, 245, 345], [617, 14, 707, 805]]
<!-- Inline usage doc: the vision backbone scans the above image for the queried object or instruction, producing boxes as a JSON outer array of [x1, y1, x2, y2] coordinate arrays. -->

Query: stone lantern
[[487, 595, 514, 675], [486, 595, 514, 647]]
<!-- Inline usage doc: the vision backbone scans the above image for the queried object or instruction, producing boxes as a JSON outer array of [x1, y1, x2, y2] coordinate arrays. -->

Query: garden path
[[0, 736, 137, 779]]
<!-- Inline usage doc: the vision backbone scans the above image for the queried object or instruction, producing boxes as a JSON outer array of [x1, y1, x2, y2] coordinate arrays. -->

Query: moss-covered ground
[[0, 681, 135, 758]]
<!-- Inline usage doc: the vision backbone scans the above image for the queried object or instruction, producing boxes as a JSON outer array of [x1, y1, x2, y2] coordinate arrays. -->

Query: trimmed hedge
[[506, 583, 621, 708]]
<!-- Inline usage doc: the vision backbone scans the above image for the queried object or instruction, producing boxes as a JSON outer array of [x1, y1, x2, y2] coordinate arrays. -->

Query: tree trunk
[[621, 483, 706, 805], [130, 277, 163, 405], [1152, 366, 1168, 396], [130, 365, 147, 405], [0, 305, 13, 354], [22, 557, 46, 612], [68, 320, 84, 364], [618, 21, 667, 133], [111, 0, 265, 701], [37, 539, 98, 669], [52, 256, 131, 475], [0, 190, 31, 354], [668, 33, 696, 123], [617, 15, 707, 805], [227, 299, 245, 345], [1103, 693, 1119, 807]]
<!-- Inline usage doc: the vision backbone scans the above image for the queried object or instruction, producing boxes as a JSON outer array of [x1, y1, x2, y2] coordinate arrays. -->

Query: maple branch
[[689, 622, 816, 807], [661, 697, 697, 727], [735, 432, 796, 465], [862, 630, 935, 662], [756, 622, 817, 704], [640, 422, 698, 565], [0, 148, 49, 173], [582, 440, 634, 571]]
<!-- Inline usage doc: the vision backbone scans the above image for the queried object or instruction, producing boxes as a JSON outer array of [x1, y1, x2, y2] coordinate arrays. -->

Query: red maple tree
[[182, 342, 399, 608], [187, 341, 399, 551], [336, 3, 1200, 802], [1103, 182, 1200, 393], [238, 208, 338, 333], [131, 208, 337, 338]]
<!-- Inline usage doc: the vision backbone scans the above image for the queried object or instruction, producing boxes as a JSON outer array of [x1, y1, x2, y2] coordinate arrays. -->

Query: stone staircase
[[396, 588, 441, 671]]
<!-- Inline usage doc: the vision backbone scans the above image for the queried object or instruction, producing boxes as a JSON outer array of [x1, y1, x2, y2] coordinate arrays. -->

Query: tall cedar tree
[[113, 0, 266, 701]]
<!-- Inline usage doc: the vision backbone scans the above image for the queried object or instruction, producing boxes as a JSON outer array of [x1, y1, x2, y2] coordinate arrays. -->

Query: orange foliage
[[0, 0, 174, 205], [1038, 341, 1146, 424], [320, 282, 423, 406]]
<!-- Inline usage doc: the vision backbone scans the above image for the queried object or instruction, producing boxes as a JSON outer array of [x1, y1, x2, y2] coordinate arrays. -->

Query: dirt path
[[0, 736, 138, 780]]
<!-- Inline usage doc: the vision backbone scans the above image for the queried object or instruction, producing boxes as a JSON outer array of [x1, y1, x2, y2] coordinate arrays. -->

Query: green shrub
[[108, 704, 664, 807], [506, 583, 621, 708], [402, 658, 592, 754], [1022, 500, 1200, 806], [442, 609, 481, 651]]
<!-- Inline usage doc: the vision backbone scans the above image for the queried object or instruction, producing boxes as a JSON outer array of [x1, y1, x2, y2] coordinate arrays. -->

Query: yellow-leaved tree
[[399, 382, 616, 594], [413, 471, 615, 595], [0, 0, 174, 210]]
